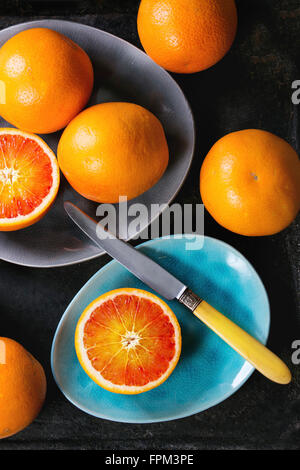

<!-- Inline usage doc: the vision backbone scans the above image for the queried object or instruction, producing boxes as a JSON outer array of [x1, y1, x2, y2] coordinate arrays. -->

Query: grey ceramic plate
[[0, 20, 195, 268]]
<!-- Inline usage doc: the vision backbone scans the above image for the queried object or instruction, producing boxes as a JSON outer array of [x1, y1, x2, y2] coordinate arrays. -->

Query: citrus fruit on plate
[[58, 102, 169, 203], [0, 337, 46, 439], [200, 129, 300, 236], [51, 235, 270, 422], [75, 288, 181, 394], [0, 128, 60, 231], [0, 27, 94, 134], [137, 0, 237, 73], [0, 19, 194, 267]]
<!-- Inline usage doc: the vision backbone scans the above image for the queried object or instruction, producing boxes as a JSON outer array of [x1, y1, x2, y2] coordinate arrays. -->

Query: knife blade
[[65, 201, 292, 385], [64, 201, 186, 300]]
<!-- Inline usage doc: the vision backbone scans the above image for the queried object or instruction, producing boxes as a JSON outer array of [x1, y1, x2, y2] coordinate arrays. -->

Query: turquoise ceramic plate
[[51, 235, 270, 423]]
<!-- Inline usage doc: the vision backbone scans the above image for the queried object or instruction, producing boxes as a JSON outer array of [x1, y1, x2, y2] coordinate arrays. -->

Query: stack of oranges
[[0, 27, 94, 231], [0, 27, 169, 231]]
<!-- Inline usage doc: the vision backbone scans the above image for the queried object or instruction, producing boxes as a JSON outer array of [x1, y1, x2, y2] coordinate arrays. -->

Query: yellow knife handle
[[179, 289, 291, 385]]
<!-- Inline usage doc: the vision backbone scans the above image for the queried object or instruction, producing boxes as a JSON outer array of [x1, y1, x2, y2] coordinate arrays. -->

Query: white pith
[[0, 128, 60, 225], [121, 330, 142, 350], [76, 288, 181, 394], [0, 167, 21, 184]]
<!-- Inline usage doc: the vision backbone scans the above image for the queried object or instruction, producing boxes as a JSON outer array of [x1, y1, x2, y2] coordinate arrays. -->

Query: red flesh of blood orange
[[75, 288, 182, 394], [0, 129, 60, 231]]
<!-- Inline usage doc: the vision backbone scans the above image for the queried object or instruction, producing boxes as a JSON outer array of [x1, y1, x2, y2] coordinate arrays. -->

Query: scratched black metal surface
[[0, 0, 299, 450]]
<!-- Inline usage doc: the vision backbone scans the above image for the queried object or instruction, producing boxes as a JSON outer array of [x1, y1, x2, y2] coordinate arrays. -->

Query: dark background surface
[[0, 0, 299, 450]]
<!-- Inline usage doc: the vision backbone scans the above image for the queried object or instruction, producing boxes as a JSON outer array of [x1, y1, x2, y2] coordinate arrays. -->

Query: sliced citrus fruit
[[0, 128, 60, 231], [75, 288, 182, 394]]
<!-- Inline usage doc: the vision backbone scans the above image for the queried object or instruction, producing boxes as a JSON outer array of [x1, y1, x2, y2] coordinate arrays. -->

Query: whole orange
[[0, 338, 47, 439], [200, 130, 300, 236], [0, 27, 94, 134], [137, 0, 237, 73], [57, 102, 169, 203]]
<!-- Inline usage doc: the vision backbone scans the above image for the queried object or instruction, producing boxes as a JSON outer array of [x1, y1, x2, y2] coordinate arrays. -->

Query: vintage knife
[[65, 201, 291, 385]]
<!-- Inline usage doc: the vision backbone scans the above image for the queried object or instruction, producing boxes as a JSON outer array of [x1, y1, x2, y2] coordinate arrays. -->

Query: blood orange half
[[0, 128, 60, 231], [75, 288, 182, 394]]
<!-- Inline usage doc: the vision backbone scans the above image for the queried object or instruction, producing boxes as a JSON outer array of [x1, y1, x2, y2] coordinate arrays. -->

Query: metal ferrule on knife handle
[[178, 288, 203, 311], [179, 288, 291, 385]]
